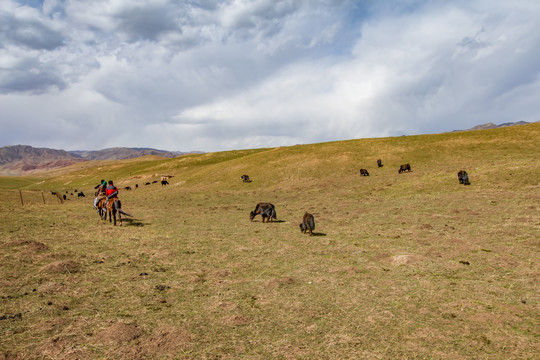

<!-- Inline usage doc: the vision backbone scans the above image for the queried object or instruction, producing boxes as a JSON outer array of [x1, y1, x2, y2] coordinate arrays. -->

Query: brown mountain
[[0, 145, 191, 175], [0, 145, 84, 175]]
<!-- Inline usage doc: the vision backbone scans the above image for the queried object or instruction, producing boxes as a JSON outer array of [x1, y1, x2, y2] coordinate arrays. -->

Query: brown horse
[[96, 198, 108, 220], [106, 198, 132, 226], [96, 198, 131, 225]]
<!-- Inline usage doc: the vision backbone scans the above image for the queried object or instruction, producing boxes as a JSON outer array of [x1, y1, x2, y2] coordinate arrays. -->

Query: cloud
[[0, 0, 539, 151], [0, 1, 65, 50]]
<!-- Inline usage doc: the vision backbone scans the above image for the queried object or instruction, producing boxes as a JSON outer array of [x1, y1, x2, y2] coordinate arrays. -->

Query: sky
[[1, 0, 539, 152]]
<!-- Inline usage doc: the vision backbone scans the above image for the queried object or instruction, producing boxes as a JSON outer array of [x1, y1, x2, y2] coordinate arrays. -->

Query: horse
[[105, 198, 132, 226]]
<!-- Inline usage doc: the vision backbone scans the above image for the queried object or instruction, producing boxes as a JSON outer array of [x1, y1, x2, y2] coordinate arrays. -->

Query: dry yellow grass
[[0, 123, 539, 359]]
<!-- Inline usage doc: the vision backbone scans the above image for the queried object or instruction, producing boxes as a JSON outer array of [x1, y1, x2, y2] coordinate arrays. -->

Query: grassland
[[1, 123, 539, 359]]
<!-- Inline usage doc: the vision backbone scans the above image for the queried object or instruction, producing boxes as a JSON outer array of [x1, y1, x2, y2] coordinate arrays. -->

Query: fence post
[[42, 191, 46, 204], [19, 190, 24, 206]]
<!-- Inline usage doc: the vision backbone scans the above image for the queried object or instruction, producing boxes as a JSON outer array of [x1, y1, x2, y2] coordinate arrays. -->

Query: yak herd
[[54, 160, 470, 233], [246, 159, 471, 236]]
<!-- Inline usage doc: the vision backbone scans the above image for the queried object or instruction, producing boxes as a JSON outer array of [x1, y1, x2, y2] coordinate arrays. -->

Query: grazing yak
[[360, 169, 370, 176], [161, 180, 169, 186], [458, 170, 470, 185], [398, 164, 411, 173], [300, 213, 315, 236], [241, 175, 252, 183], [377, 159, 383, 167], [124, 186, 132, 190], [250, 203, 276, 223], [145, 182, 151, 185], [77, 191, 85, 198]]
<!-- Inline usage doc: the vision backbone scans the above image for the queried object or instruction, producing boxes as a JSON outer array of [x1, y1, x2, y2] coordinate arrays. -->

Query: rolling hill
[[0, 123, 538, 359]]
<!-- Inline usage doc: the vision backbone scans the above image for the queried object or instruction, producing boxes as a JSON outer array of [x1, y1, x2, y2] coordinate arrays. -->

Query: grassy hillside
[[1, 123, 539, 359]]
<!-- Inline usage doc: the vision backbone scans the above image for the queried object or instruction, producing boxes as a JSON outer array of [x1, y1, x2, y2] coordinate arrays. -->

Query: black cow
[[145, 182, 151, 185], [241, 175, 252, 183], [152, 180, 158, 184], [161, 180, 169, 186], [458, 170, 470, 185], [300, 213, 315, 236], [135, 184, 138, 188], [377, 159, 383, 167], [124, 186, 132, 190], [250, 203, 276, 223], [63, 194, 67, 200], [360, 169, 369, 176], [78, 192, 85, 198], [398, 164, 411, 173]]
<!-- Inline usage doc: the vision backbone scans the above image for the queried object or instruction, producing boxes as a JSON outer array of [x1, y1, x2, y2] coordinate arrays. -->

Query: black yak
[[250, 203, 276, 223], [398, 164, 411, 173], [360, 169, 370, 176], [300, 213, 315, 236], [241, 175, 252, 183], [458, 170, 470, 185], [377, 159, 383, 167]]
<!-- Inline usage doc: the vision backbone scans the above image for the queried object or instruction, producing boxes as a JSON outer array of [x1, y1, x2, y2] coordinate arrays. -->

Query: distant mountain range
[[453, 121, 531, 132], [0, 145, 199, 175]]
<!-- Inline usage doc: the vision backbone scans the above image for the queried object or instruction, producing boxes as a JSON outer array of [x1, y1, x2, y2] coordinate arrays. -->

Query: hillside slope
[[0, 123, 538, 359]]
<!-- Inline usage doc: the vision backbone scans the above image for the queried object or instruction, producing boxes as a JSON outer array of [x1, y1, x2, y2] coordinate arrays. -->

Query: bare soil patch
[[40, 260, 80, 274]]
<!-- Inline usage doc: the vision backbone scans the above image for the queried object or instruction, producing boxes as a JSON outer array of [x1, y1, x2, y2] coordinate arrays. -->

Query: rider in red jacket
[[106, 180, 119, 200]]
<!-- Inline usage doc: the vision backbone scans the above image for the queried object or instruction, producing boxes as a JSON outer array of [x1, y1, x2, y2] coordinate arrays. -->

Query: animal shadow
[[253, 219, 286, 223], [121, 218, 148, 227]]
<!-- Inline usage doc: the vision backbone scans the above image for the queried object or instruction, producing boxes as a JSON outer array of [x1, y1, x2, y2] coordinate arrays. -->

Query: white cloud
[[0, 0, 539, 151]]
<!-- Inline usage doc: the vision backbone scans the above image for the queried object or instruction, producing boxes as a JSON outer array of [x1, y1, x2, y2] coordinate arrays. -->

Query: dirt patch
[[221, 315, 251, 326], [41, 261, 80, 274], [2, 240, 48, 253], [95, 322, 143, 344], [391, 254, 420, 266], [139, 325, 193, 356], [266, 276, 297, 288], [40, 335, 91, 360]]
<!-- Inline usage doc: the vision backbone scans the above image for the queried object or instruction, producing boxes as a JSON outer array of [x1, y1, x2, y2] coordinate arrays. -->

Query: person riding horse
[[106, 180, 119, 201], [94, 179, 107, 211]]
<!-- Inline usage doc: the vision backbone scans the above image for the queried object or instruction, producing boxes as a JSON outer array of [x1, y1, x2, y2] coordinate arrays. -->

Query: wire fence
[[0, 189, 66, 206]]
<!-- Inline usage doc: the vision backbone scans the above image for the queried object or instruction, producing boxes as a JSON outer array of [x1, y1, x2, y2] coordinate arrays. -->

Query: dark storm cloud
[[0, 63, 65, 93]]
